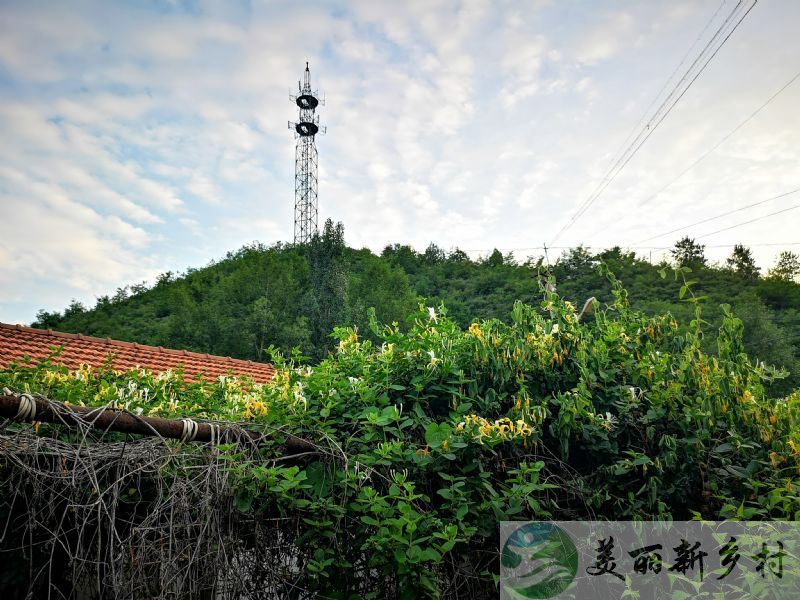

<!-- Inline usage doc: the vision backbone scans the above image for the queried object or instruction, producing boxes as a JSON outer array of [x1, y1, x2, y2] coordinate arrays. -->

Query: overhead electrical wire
[[638, 68, 800, 206], [553, 0, 757, 242], [551, 0, 752, 244], [461, 241, 800, 254], [602, 0, 729, 177], [696, 203, 800, 239], [549, 0, 758, 246], [632, 188, 800, 245]]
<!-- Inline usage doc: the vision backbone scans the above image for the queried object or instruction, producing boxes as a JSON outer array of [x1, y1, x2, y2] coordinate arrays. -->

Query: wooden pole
[[0, 393, 316, 454]]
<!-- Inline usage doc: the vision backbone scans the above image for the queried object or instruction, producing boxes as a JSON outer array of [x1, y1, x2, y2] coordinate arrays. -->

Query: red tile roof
[[0, 323, 275, 384]]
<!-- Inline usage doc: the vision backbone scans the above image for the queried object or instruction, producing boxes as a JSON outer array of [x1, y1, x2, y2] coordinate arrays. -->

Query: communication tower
[[289, 62, 325, 244]]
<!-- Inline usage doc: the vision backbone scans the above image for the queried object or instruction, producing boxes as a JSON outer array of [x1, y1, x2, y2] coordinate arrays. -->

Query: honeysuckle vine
[[2, 265, 799, 598]]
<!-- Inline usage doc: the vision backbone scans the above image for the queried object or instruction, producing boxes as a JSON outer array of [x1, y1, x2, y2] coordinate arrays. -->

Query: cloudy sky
[[1, 0, 799, 325]]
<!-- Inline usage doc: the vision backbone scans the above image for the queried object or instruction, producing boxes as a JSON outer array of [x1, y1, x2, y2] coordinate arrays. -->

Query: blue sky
[[1, 0, 799, 325]]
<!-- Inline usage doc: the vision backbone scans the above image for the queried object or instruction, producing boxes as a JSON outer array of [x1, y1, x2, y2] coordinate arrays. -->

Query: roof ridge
[[0, 322, 272, 369]]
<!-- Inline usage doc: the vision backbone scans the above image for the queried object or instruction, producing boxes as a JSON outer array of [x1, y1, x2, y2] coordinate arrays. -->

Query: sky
[[1, 0, 799, 325]]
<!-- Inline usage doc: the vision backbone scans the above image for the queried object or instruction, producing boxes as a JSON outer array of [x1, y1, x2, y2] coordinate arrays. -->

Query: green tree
[[32, 309, 62, 329], [732, 292, 799, 396], [347, 257, 417, 340], [308, 220, 349, 359], [381, 244, 419, 275], [671, 236, 706, 268], [767, 251, 800, 282], [483, 248, 505, 267], [63, 299, 87, 319], [726, 244, 760, 279], [557, 246, 595, 281], [422, 243, 446, 264], [447, 247, 470, 263]]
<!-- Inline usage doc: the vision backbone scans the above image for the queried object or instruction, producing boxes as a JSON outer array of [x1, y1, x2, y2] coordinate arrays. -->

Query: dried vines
[[0, 392, 329, 599]]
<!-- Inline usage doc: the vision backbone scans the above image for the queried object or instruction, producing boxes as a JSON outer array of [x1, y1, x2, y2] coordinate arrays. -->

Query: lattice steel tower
[[289, 62, 325, 244]]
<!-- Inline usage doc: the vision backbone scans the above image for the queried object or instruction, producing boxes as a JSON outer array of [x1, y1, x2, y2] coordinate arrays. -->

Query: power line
[[633, 188, 800, 245], [461, 241, 800, 254], [639, 68, 800, 207], [550, 0, 758, 246], [696, 203, 800, 239], [686, 242, 800, 248], [551, 0, 753, 244], [605, 0, 730, 183]]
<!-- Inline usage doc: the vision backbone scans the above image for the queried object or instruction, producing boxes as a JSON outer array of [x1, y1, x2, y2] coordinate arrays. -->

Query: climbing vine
[[2, 267, 799, 598]]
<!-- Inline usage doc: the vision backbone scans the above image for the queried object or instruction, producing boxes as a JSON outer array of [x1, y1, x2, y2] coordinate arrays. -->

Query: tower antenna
[[288, 62, 325, 244]]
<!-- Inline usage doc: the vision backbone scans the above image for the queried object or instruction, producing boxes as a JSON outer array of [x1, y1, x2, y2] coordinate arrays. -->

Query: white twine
[[179, 418, 198, 443], [14, 393, 37, 422], [208, 423, 221, 446]]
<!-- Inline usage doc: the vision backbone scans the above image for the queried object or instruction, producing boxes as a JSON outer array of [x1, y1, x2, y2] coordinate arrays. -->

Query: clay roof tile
[[0, 323, 274, 384]]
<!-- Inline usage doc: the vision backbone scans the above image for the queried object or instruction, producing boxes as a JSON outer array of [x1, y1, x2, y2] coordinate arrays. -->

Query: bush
[[3, 267, 799, 598]]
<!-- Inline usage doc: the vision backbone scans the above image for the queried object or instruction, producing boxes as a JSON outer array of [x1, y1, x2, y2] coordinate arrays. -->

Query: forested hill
[[30, 222, 800, 394]]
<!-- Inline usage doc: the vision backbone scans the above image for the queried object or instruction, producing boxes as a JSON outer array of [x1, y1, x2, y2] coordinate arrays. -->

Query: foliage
[[768, 251, 800, 282], [670, 236, 706, 268], [308, 219, 350, 360], [31, 237, 800, 395], [7, 269, 800, 597], [726, 244, 760, 280]]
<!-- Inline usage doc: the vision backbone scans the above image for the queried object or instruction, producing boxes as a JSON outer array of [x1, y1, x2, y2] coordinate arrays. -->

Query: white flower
[[428, 306, 438, 323], [427, 350, 440, 367]]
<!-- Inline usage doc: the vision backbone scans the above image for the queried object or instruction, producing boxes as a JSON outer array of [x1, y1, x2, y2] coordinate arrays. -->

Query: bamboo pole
[[0, 393, 316, 453]]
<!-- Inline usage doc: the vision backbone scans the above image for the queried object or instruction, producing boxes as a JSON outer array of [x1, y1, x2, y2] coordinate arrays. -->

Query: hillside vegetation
[[33, 223, 800, 394], [4, 268, 800, 596]]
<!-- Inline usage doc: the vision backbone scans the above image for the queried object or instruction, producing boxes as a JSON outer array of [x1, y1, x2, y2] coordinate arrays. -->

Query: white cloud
[[574, 12, 636, 65], [1, 0, 800, 325]]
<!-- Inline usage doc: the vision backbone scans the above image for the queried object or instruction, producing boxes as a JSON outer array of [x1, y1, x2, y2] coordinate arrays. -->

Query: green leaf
[[233, 490, 253, 514]]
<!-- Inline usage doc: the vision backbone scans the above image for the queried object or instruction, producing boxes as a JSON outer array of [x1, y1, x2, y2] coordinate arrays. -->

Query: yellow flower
[[515, 419, 533, 437], [769, 414, 777, 425], [789, 440, 799, 456]]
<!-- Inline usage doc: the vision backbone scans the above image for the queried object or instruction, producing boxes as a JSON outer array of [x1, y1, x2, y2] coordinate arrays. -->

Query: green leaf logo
[[501, 523, 578, 599]]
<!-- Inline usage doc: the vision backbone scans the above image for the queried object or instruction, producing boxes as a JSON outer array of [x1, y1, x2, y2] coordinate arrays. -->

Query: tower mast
[[289, 62, 325, 244]]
